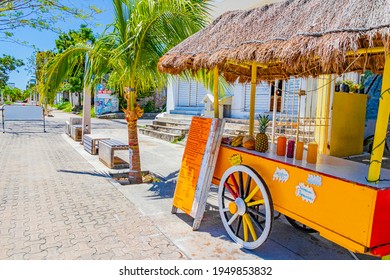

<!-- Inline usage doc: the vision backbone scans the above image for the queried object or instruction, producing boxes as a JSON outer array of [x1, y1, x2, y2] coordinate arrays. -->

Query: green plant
[[255, 114, 270, 152], [54, 101, 70, 110]]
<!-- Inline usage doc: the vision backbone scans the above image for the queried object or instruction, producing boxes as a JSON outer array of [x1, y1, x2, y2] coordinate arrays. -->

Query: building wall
[[208, 0, 283, 19]]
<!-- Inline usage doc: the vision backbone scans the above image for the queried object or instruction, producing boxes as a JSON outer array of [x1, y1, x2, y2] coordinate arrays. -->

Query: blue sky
[[2, 0, 114, 89]]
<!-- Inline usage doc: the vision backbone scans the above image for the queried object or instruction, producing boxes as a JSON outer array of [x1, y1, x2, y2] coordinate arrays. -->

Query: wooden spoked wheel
[[218, 165, 274, 250]]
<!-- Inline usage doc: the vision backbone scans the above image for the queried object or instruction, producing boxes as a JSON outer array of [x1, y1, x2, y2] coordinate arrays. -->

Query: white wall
[[209, 0, 283, 20]]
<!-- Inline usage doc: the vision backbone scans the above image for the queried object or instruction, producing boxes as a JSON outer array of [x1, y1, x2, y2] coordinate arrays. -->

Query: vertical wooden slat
[[213, 67, 219, 118], [249, 63, 257, 136], [271, 79, 279, 145], [368, 54, 390, 182]]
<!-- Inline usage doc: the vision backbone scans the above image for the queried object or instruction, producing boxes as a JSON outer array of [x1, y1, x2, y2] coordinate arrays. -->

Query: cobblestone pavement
[[0, 118, 186, 260]]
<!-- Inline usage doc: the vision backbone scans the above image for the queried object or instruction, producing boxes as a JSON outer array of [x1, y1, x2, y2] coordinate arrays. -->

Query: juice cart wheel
[[284, 216, 317, 233], [218, 165, 273, 250]]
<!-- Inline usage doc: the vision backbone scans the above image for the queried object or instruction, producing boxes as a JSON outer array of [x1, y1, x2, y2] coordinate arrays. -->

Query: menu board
[[172, 117, 225, 230]]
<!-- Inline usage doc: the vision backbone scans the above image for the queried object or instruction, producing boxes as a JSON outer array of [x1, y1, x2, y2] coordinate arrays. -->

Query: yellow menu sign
[[172, 117, 225, 229], [173, 117, 212, 214]]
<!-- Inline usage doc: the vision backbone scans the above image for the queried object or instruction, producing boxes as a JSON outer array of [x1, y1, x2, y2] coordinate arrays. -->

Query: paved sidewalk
[[0, 113, 185, 260], [0, 110, 378, 260]]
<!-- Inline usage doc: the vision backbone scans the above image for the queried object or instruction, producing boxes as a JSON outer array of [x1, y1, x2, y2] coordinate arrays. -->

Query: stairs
[[138, 113, 192, 142], [169, 106, 203, 116]]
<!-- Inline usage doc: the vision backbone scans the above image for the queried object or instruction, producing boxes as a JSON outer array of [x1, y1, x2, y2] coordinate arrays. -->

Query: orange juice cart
[[211, 144, 390, 256], [158, 0, 390, 258]]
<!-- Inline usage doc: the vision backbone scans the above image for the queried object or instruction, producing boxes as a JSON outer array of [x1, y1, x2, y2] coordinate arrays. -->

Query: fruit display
[[255, 114, 270, 152], [221, 137, 233, 145], [242, 135, 255, 150], [230, 135, 244, 147]]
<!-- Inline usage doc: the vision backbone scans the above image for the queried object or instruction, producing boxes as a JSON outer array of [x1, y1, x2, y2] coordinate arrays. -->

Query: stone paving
[[0, 117, 186, 260]]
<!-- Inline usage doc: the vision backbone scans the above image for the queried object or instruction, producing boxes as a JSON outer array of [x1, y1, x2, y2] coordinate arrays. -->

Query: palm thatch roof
[[158, 0, 390, 83]]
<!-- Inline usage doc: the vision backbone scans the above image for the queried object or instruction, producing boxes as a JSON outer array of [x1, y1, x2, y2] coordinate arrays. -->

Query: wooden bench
[[98, 139, 129, 169], [70, 124, 82, 141], [83, 135, 110, 155], [66, 117, 82, 137]]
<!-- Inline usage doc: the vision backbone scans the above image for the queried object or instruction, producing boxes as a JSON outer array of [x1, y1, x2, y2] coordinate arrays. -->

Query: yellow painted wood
[[315, 75, 332, 154], [330, 92, 367, 157], [243, 215, 249, 242], [249, 63, 257, 136], [247, 199, 264, 207], [212, 146, 378, 253], [245, 186, 259, 203], [244, 214, 257, 241], [368, 54, 390, 182], [227, 59, 268, 69], [346, 47, 385, 56], [213, 67, 219, 118]]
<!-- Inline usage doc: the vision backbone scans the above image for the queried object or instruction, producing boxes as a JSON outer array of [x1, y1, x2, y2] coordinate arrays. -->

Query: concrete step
[[170, 107, 203, 116], [139, 127, 184, 142], [153, 120, 191, 127], [157, 113, 195, 121], [146, 124, 189, 135], [154, 117, 192, 125]]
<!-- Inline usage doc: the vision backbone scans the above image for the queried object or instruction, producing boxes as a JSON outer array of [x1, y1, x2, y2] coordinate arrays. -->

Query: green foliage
[[2, 85, 27, 101], [0, 1, 101, 41], [143, 100, 155, 113], [0, 55, 24, 89], [257, 114, 270, 133], [44, 0, 211, 111], [55, 24, 96, 53], [77, 106, 96, 118], [54, 101, 71, 110]]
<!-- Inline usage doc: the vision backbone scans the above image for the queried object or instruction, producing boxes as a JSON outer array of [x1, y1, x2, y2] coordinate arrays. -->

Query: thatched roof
[[158, 0, 390, 83]]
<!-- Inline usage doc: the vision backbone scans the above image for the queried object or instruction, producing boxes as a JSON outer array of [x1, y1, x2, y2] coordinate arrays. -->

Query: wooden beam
[[368, 53, 390, 182], [227, 59, 268, 69], [249, 62, 257, 136], [346, 47, 385, 56], [213, 67, 219, 118]]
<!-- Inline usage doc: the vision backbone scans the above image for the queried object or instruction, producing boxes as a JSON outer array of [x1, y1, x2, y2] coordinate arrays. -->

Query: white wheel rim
[[218, 165, 273, 250]]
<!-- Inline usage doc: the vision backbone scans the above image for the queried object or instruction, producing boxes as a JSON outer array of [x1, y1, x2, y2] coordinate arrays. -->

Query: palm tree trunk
[[124, 89, 144, 184], [127, 116, 142, 184]]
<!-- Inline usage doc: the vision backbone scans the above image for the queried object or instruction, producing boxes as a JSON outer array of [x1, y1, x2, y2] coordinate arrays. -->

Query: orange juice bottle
[[295, 141, 304, 160], [307, 142, 318, 164], [276, 136, 287, 156]]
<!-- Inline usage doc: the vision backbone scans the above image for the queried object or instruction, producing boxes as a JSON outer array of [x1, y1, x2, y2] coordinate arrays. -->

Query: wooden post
[[271, 79, 279, 145], [368, 54, 390, 182], [213, 67, 219, 118], [249, 62, 257, 136], [315, 75, 332, 154]]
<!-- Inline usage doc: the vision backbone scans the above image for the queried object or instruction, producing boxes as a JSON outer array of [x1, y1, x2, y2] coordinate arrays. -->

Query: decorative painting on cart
[[307, 174, 322, 187], [296, 183, 316, 203], [229, 154, 243, 166], [273, 167, 289, 183]]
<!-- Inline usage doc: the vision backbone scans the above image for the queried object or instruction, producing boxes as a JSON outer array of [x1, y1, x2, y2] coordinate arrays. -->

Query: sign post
[[172, 117, 225, 230]]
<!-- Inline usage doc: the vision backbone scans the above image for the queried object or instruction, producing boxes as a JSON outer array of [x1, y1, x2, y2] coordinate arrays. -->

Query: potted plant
[[340, 80, 350, 93], [357, 83, 365, 94], [335, 81, 341, 92]]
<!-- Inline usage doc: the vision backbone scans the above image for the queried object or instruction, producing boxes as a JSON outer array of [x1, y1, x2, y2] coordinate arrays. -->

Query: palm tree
[[44, 0, 211, 183]]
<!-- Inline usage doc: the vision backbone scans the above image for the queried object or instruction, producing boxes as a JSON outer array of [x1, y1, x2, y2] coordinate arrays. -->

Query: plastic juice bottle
[[277, 136, 287, 156], [307, 142, 318, 164], [295, 141, 304, 160], [287, 139, 295, 158]]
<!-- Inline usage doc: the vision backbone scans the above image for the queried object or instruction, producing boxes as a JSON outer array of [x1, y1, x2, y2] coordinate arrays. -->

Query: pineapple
[[255, 114, 270, 152]]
